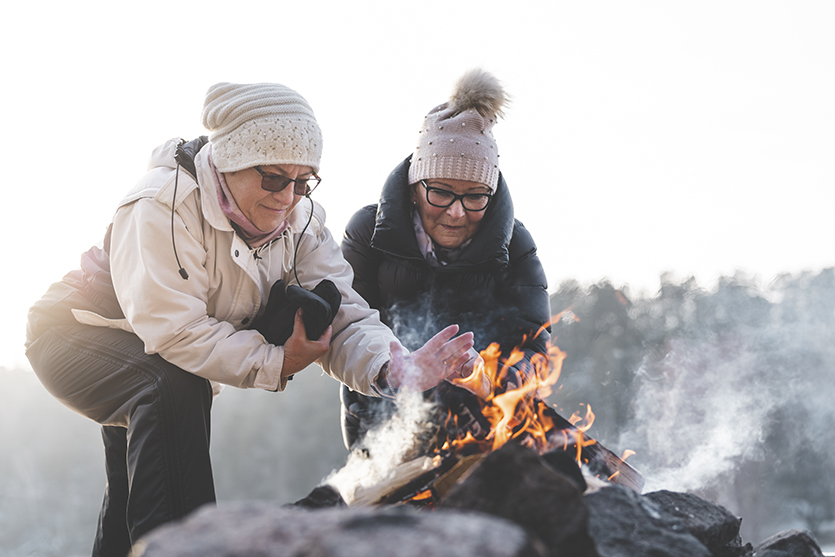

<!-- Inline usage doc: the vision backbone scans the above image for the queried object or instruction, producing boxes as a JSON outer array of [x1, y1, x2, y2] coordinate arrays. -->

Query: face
[[411, 178, 491, 250], [224, 164, 314, 232]]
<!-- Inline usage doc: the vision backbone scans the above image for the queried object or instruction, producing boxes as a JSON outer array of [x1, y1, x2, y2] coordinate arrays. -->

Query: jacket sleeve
[[340, 205, 383, 309], [109, 196, 287, 391], [497, 220, 552, 388], [290, 218, 398, 396]]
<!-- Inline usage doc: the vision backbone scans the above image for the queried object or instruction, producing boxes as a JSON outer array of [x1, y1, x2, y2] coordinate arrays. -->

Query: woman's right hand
[[281, 309, 331, 378], [387, 324, 475, 391]]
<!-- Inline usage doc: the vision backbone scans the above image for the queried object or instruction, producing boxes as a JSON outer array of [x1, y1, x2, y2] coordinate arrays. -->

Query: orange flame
[[443, 313, 584, 457], [404, 312, 639, 505]]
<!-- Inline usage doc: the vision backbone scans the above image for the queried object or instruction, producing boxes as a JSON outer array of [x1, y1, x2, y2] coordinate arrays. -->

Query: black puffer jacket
[[339, 156, 551, 448]]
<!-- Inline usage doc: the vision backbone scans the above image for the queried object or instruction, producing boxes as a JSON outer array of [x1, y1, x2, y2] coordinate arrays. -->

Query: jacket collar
[[371, 156, 514, 268]]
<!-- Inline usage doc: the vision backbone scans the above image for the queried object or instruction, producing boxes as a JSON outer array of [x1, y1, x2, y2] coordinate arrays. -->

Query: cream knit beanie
[[202, 82, 323, 173], [408, 69, 508, 191]]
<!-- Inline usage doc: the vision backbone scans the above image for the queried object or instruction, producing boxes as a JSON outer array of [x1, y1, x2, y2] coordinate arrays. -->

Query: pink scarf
[[210, 152, 289, 248]]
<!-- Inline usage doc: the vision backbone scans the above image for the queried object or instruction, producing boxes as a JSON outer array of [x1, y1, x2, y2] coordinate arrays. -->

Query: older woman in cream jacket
[[24, 82, 474, 557]]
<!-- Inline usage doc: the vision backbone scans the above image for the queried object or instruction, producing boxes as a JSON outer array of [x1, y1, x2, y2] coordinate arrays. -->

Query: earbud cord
[[291, 195, 315, 287], [172, 163, 189, 280]]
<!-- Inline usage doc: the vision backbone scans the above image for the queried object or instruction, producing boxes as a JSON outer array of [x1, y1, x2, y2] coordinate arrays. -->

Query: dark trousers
[[26, 324, 216, 557]]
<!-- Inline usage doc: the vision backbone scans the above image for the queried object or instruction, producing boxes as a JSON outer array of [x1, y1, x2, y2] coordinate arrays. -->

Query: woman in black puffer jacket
[[340, 69, 551, 449]]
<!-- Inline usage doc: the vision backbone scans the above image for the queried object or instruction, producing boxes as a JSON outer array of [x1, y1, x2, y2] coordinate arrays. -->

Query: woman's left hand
[[281, 309, 332, 378], [447, 348, 493, 399]]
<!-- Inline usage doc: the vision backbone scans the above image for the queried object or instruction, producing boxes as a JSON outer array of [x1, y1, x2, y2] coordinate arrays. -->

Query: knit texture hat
[[202, 82, 323, 173], [408, 69, 508, 191]]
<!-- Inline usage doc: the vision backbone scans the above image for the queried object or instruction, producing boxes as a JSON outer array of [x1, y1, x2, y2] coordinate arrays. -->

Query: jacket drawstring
[[251, 242, 274, 284]]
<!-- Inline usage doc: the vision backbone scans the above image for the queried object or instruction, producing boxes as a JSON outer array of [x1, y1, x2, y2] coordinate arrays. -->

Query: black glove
[[286, 279, 341, 340], [250, 279, 341, 345], [250, 279, 295, 346]]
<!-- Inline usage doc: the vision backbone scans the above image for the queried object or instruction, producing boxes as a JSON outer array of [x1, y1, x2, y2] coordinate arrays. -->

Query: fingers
[[449, 353, 492, 399], [422, 324, 460, 352], [293, 308, 333, 345], [458, 351, 483, 379], [444, 350, 474, 376], [291, 308, 307, 339], [435, 330, 475, 364], [281, 310, 330, 377], [317, 325, 333, 344]]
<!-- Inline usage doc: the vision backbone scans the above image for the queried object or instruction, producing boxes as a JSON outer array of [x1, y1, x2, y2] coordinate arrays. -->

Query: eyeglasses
[[253, 167, 321, 196], [420, 180, 492, 212]]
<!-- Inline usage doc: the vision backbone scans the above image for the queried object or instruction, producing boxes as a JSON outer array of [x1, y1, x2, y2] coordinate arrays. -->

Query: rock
[[541, 448, 587, 492], [753, 529, 824, 557], [440, 442, 598, 557], [130, 503, 543, 557], [292, 484, 346, 508], [712, 534, 754, 557], [584, 484, 712, 557], [644, 490, 742, 551]]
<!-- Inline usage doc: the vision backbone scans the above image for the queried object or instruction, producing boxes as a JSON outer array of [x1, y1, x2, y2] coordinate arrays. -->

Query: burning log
[[333, 325, 644, 508], [539, 405, 643, 493], [346, 456, 440, 507], [435, 328, 644, 491], [338, 417, 642, 508]]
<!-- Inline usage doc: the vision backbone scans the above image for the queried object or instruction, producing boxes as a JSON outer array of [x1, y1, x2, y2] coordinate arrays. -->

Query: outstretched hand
[[447, 348, 493, 400], [386, 325, 475, 391], [281, 309, 331, 378]]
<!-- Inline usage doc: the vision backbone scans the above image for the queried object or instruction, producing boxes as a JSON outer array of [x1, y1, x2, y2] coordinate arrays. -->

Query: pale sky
[[2, 1, 833, 369]]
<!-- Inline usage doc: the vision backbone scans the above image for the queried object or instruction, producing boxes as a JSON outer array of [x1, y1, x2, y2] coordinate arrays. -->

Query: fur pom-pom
[[448, 69, 508, 119]]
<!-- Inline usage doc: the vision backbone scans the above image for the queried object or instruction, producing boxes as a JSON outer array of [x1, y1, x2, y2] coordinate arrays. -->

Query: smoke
[[622, 335, 777, 492], [611, 272, 835, 502], [547, 272, 835, 542], [324, 387, 435, 505]]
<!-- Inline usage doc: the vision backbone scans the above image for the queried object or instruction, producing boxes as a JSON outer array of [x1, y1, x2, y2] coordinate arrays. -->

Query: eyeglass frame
[[253, 166, 321, 196], [419, 180, 493, 212]]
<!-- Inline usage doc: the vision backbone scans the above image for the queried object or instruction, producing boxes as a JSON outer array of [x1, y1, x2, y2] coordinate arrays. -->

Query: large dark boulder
[[440, 442, 598, 557], [585, 484, 712, 557], [644, 490, 748, 555], [131, 503, 543, 557], [753, 529, 824, 557]]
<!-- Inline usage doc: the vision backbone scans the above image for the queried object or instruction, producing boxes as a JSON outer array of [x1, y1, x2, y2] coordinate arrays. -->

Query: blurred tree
[[544, 269, 835, 546]]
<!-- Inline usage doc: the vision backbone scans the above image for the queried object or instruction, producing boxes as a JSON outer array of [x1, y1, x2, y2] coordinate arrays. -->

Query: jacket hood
[[147, 138, 182, 172], [371, 156, 514, 269]]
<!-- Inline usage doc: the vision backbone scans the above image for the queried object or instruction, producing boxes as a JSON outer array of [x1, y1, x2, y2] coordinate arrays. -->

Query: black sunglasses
[[420, 180, 492, 212], [253, 167, 321, 196]]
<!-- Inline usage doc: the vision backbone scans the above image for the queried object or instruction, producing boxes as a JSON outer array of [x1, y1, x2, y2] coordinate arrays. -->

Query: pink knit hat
[[408, 69, 509, 192]]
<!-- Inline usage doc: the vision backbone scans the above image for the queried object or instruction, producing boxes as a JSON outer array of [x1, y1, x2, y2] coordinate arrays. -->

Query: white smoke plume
[[613, 274, 835, 505], [621, 335, 778, 493], [324, 388, 435, 505]]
